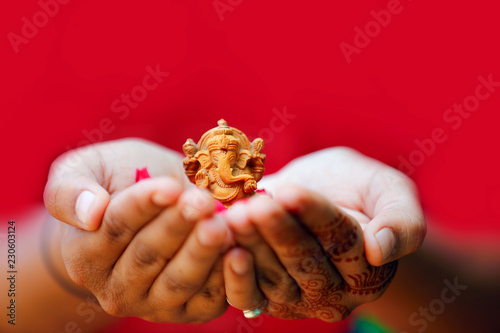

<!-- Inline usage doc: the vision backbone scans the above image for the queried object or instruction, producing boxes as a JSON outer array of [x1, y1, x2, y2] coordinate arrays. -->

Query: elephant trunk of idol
[[217, 155, 253, 185]]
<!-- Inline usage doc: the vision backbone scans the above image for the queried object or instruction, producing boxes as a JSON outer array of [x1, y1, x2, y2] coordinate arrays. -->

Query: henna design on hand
[[260, 246, 398, 322], [332, 256, 360, 263], [346, 260, 398, 296], [306, 215, 358, 257], [262, 262, 397, 322], [248, 194, 400, 322], [263, 282, 350, 322]]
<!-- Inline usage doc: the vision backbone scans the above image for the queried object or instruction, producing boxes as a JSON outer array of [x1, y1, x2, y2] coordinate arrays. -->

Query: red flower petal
[[215, 201, 227, 213], [135, 167, 151, 182]]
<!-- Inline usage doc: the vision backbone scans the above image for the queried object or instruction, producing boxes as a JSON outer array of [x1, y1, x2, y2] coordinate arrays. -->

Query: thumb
[[362, 171, 426, 266], [364, 204, 426, 266], [43, 154, 110, 231]]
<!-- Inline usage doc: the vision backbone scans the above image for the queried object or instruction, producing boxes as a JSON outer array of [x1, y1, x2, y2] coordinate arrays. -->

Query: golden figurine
[[182, 119, 266, 207]]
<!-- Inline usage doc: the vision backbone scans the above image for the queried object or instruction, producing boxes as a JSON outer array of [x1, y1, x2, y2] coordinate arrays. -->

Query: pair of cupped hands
[[43, 139, 425, 324]]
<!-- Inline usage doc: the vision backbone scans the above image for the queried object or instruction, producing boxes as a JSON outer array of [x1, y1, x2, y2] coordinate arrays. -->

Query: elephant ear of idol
[[182, 119, 266, 207]]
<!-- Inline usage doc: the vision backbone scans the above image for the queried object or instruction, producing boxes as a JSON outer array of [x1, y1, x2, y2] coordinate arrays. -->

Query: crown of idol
[[207, 119, 240, 151]]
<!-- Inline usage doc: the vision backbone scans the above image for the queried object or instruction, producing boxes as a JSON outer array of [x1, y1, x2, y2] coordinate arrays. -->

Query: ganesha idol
[[182, 119, 266, 207]]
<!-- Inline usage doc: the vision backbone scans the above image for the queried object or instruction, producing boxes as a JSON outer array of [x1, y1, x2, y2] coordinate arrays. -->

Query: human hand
[[223, 187, 398, 321], [258, 147, 426, 266], [43, 139, 231, 323], [44, 138, 187, 231], [222, 147, 425, 321], [62, 178, 231, 322]]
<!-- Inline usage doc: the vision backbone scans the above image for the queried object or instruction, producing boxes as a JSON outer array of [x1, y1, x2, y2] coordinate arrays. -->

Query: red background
[[1, 0, 499, 332]]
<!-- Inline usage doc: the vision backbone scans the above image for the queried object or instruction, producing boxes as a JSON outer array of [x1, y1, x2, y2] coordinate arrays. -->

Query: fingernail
[[76, 191, 95, 227], [375, 228, 396, 261], [152, 179, 182, 206], [225, 204, 253, 234], [197, 216, 227, 247], [230, 257, 249, 275], [182, 189, 213, 221]]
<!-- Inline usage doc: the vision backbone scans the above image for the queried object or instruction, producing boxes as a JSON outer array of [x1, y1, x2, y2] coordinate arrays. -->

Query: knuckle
[[186, 245, 210, 263], [163, 274, 199, 295], [64, 254, 96, 288], [64, 262, 88, 287], [101, 211, 136, 243], [100, 299, 127, 317], [294, 251, 321, 273], [256, 269, 280, 287], [131, 241, 162, 269], [61, 240, 109, 292], [260, 276, 300, 304], [98, 283, 130, 317], [198, 285, 224, 299]]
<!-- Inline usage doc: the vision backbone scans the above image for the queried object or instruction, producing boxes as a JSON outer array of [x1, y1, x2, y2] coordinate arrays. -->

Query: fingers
[[223, 247, 266, 311], [97, 177, 183, 254], [275, 185, 366, 281], [227, 195, 343, 310], [224, 204, 298, 303], [185, 258, 228, 324], [150, 215, 229, 306], [362, 170, 426, 266], [250, 196, 341, 287], [44, 139, 188, 231], [274, 186, 398, 307], [44, 149, 110, 230], [61, 177, 183, 290], [111, 206, 189, 294], [111, 188, 215, 297]]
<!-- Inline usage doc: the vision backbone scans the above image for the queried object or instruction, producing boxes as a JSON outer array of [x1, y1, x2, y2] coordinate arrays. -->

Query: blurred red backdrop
[[1, 0, 499, 332]]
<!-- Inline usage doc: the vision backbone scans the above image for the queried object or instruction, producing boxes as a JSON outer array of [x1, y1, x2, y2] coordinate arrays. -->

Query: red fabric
[[2, 0, 499, 332]]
